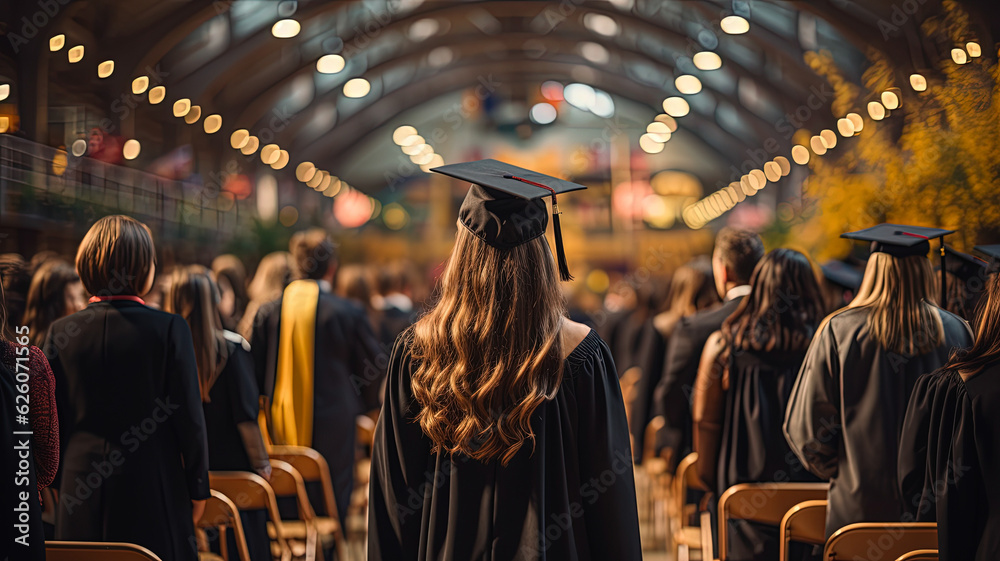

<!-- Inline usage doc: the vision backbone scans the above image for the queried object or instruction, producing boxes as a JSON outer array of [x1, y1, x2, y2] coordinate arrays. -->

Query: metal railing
[[0, 135, 250, 239]]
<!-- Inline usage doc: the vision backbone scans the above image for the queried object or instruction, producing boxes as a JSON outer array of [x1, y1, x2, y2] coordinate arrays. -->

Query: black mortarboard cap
[[974, 245, 1000, 261], [821, 260, 864, 291], [843, 223, 957, 305], [942, 246, 987, 278], [841, 223, 955, 258], [431, 159, 587, 281]]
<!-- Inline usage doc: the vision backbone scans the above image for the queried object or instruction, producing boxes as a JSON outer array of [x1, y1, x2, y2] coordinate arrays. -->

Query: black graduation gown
[[784, 306, 972, 537], [653, 297, 741, 467], [252, 285, 384, 522], [898, 361, 1000, 561], [45, 301, 210, 560], [203, 336, 271, 561], [715, 349, 819, 561], [627, 320, 667, 462], [204, 337, 259, 472], [368, 330, 642, 561]]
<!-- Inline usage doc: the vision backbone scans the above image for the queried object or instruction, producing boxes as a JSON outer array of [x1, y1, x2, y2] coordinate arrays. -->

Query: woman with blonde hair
[[369, 160, 641, 560], [237, 251, 293, 338], [785, 224, 973, 537]]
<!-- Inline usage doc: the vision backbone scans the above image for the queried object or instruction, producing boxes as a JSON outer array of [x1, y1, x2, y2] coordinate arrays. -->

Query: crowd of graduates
[[1, 209, 999, 561]]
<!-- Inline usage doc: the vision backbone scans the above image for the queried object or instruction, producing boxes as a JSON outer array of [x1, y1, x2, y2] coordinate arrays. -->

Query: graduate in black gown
[[47, 216, 209, 560], [369, 160, 641, 560], [628, 260, 716, 462], [898, 270, 1000, 561], [252, 229, 384, 524], [165, 265, 272, 561], [653, 228, 763, 469], [693, 249, 825, 560], [785, 224, 973, 538]]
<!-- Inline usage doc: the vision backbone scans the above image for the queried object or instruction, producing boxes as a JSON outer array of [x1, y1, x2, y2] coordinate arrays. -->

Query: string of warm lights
[[391, 125, 445, 172], [669, 15, 984, 229]]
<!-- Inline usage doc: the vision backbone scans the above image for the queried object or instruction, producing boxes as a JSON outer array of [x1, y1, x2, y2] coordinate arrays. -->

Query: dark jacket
[[46, 300, 209, 561], [653, 296, 742, 467], [251, 284, 385, 521]]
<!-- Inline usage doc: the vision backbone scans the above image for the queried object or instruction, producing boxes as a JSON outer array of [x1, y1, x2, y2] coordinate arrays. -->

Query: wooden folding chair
[[269, 445, 347, 559], [779, 500, 827, 561], [267, 459, 319, 561], [824, 523, 937, 561], [895, 550, 939, 561], [195, 489, 252, 561], [210, 471, 293, 561], [642, 416, 671, 547], [672, 452, 706, 561], [46, 541, 163, 560], [717, 482, 829, 560]]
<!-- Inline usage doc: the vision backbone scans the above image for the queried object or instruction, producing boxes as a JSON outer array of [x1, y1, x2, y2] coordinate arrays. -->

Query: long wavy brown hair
[[845, 252, 944, 355], [723, 249, 825, 353], [408, 225, 565, 465], [945, 273, 1000, 377]]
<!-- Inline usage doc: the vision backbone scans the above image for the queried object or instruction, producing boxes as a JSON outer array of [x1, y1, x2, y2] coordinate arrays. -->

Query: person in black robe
[[46, 216, 209, 560], [165, 265, 271, 561], [785, 225, 973, 538], [628, 259, 716, 462], [693, 249, 825, 561], [252, 229, 384, 524], [898, 272, 1000, 561], [653, 228, 764, 470], [369, 160, 641, 560]]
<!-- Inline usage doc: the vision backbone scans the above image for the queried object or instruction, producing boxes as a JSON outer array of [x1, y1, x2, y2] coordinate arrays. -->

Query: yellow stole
[[270, 279, 320, 446]]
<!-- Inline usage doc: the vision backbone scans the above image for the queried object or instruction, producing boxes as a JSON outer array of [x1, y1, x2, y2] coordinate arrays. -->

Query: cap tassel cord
[[504, 174, 573, 281]]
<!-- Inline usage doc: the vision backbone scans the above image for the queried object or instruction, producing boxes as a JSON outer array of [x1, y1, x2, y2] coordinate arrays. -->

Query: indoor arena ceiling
[[5, 0, 998, 185]]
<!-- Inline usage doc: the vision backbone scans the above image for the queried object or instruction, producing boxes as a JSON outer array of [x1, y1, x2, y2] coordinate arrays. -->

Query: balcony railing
[[0, 135, 250, 239]]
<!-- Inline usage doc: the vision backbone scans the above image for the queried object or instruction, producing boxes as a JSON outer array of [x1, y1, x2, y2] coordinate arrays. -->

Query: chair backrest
[[209, 470, 291, 559], [197, 489, 252, 561], [895, 550, 939, 561], [718, 482, 830, 560], [673, 452, 700, 529], [643, 416, 666, 465], [269, 445, 338, 519], [46, 541, 163, 561], [824, 523, 938, 561], [268, 458, 315, 520], [356, 413, 377, 450], [779, 500, 827, 561]]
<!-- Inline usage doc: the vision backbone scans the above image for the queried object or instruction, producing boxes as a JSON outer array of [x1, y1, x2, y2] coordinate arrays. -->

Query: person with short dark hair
[[46, 215, 209, 560], [251, 228, 383, 523], [652, 227, 764, 469]]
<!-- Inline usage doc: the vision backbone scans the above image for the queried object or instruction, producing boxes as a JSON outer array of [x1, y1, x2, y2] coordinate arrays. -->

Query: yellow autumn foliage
[[775, 0, 1000, 260]]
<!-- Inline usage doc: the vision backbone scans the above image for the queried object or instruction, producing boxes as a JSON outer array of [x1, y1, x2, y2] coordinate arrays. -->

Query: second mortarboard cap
[[821, 259, 864, 291], [841, 223, 955, 258], [431, 159, 587, 281], [974, 245, 1000, 261]]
